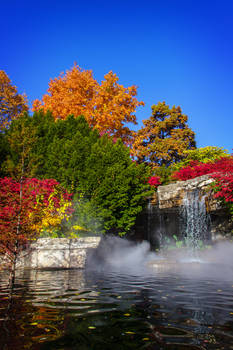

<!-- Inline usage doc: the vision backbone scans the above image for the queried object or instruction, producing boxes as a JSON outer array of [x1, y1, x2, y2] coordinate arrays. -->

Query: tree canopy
[[0, 71, 28, 131], [33, 64, 144, 143], [3, 112, 152, 235], [132, 101, 196, 168]]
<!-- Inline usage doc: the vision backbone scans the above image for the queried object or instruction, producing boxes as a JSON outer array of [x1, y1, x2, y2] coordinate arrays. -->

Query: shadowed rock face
[[134, 175, 232, 248], [154, 175, 232, 243]]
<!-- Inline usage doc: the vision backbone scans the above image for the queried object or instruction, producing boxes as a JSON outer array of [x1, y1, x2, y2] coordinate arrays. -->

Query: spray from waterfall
[[87, 235, 158, 273]]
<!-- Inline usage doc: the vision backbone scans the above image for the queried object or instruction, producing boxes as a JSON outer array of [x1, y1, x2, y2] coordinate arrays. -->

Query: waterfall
[[180, 189, 211, 251], [147, 200, 153, 243], [147, 200, 163, 250]]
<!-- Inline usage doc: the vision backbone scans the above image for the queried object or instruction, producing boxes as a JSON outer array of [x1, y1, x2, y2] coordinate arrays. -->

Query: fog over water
[[1, 236, 232, 349], [87, 236, 233, 281]]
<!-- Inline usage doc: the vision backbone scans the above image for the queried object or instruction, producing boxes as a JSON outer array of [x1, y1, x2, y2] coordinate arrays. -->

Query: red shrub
[[148, 176, 161, 188], [0, 177, 73, 256], [172, 157, 233, 203]]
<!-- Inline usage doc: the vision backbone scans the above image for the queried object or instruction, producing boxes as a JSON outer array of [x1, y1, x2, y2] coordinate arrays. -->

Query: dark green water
[[0, 264, 233, 350]]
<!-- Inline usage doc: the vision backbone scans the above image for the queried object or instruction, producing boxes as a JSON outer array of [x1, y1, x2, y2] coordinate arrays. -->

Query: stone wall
[[15, 237, 101, 269]]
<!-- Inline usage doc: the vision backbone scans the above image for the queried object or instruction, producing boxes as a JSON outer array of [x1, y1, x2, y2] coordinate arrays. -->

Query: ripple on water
[[0, 266, 233, 350]]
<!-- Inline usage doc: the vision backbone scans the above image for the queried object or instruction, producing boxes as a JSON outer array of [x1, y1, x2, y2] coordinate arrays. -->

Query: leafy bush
[[172, 157, 233, 182], [172, 156, 233, 220], [0, 177, 72, 255], [153, 164, 173, 185], [171, 146, 230, 173], [148, 176, 161, 188]]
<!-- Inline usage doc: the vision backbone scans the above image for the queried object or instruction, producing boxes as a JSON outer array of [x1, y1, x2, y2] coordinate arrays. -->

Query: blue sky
[[1, 0, 233, 152]]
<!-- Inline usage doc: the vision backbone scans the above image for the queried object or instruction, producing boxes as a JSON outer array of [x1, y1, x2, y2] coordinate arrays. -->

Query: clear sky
[[1, 0, 233, 152]]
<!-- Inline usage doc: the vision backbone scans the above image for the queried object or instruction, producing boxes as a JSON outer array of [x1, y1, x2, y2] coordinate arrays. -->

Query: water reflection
[[0, 265, 233, 350]]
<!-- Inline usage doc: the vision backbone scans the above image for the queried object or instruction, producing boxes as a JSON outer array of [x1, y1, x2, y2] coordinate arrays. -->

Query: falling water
[[147, 200, 164, 249], [147, 200, 153, 242], [181, 189, 211, 253]]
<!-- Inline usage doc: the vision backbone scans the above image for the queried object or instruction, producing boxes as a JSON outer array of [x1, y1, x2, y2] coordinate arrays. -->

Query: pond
[[0, 249, 233, 350]]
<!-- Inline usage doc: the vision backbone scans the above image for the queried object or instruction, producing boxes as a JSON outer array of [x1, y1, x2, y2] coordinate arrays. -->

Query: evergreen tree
[[5, 112, 152, 236], [2, 113, 37, 180], [84, 136, 151, 235], [0, 132, 9, 177]]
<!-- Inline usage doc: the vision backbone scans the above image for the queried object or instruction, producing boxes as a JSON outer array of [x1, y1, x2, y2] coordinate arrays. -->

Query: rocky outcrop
[[133, 175, 232, 247], [15, 237, 101, 269], [156, 175, 219, 211]]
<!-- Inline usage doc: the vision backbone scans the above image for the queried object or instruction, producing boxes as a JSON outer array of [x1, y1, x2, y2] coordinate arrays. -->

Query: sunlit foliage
[[0, 177, 72, 258], [172, 157, 233, 216], [171, 146, 230, 172], [132, 101, 196, 169], [33, 64, 144, 143], [2, 113, 37, 180], [148, 176, 161, 188], [2, 112, 152, 236], [0, 71, 28, 131]]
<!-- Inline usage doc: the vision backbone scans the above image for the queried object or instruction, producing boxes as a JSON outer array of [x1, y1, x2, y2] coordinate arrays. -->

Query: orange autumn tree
[[0, 71, 28, 131], [132, 102, 196, 169], [33, 64, 144, 142]]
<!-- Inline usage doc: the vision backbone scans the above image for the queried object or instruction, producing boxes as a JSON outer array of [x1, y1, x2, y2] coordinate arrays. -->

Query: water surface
[[0, 262, 233, 350]]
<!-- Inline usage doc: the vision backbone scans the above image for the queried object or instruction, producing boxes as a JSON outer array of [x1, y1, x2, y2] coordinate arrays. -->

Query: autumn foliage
[[172, 157, 233, 182], [1, 66, 231, 240], [0, 177, 73, 256], [33, 64, 144, 142], [0, 71, 28, 131], [132, 102, 196, 168], [172, 157, 233, 203], [148, 176, 161, 188], [171, 146, 230, 173]]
